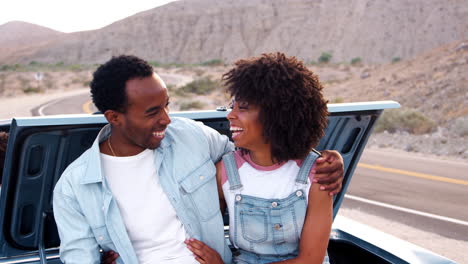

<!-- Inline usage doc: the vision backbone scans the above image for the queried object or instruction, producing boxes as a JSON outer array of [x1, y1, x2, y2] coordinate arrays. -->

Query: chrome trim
[[0, 254, 60, 264]]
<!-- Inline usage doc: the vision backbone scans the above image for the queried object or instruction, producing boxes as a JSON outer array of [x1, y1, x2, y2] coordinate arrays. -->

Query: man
[[53, 55, 344, 264]]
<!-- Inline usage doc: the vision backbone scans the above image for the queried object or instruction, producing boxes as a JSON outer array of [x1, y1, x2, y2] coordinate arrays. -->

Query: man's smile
[[153, 129, 166, 139]]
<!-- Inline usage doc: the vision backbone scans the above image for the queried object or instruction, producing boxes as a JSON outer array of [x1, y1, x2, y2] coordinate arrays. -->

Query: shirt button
[[199, 175, 205, 180], [99, 236, 104, 241], [274, 224, 281, 230], [296, 191, 303, 197], [235, 195, 242, 201], [271, 202, 278, 208]]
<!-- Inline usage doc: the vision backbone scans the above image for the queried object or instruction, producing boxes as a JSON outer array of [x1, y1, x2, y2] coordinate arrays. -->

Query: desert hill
[[324, 40, 468, 126], [0, 21, 63, 46], [0, 0, 467, 65], [0, 21, 64, 62]]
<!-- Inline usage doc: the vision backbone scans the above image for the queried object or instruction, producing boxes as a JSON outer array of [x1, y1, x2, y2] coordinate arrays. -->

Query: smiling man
[[53, 55, 344, 264]]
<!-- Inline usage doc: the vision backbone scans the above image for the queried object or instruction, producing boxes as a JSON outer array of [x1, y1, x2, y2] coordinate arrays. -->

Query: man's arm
[[312, 150, 344, 195], [196, 122, 235, 162], [53, 190, 102, 264]]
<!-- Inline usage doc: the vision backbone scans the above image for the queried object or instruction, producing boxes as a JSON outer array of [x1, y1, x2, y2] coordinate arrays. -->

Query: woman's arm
[[215, 161, 227, 214], [270, 182, 333, 264]]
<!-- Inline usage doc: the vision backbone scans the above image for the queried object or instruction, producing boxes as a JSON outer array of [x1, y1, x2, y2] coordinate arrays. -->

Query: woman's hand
[[101, 250, 119, 264], [185, 238, 224, 264], [312, 150, 344, 195]]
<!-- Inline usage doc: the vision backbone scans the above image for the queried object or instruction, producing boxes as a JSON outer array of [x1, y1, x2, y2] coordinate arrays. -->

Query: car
[[0, 101, 457, 264]]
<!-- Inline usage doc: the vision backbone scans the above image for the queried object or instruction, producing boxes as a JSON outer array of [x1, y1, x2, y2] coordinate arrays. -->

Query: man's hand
[[185, 238, 223, 264], [312, 150, 344, 195], [102, 250, 119, 264]]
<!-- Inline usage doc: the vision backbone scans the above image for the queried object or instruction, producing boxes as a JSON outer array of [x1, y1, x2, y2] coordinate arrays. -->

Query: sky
[[0, 0, 178, 33]]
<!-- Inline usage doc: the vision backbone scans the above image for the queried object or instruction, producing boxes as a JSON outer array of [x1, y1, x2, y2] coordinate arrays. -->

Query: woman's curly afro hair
[[90, 55, 154, 113], [223, 52, 328, 162]]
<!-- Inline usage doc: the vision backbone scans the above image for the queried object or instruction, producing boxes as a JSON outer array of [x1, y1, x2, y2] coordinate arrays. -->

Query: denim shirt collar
[[80, 123, 173, 184]]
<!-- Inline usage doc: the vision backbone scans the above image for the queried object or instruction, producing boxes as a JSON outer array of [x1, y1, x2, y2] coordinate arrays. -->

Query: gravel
[[368, 129, 468, 161]]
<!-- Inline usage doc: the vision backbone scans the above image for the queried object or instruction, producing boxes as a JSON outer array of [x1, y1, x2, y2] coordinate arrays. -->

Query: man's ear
[[103, 110, 121, 126]]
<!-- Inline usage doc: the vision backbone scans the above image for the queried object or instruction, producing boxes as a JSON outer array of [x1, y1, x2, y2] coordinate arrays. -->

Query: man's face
[[117, 73, 171, 153]]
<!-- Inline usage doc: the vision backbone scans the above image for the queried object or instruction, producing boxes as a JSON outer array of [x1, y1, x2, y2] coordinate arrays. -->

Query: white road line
[[345, 194, 468, 227], [37, 99, 61, 116]]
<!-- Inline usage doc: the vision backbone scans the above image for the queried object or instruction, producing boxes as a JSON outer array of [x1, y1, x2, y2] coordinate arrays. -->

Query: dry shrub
[[375, 108, 436, 134], [330, 97, 344, 103], [179, 100, 206, 110], [350, 57, 362, 65], [318, 52, 332, 63], [180, 77, 219, 95], [449, 116, 468, 137]]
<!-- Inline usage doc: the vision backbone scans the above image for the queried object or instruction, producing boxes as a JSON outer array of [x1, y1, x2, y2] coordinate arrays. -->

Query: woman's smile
[[229, 126, 244, 139]]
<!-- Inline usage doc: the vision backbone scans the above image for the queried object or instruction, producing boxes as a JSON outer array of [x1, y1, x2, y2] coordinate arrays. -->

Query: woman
[[186, 52, 332, 264]]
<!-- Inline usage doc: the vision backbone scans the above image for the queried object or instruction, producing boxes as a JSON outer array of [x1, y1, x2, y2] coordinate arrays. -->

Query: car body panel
[[0, 101, 457, 263], [330, 216, 456, 264]]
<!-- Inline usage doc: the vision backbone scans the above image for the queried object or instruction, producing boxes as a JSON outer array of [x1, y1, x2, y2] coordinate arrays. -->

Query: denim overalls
[[223, 151, 330, 264]]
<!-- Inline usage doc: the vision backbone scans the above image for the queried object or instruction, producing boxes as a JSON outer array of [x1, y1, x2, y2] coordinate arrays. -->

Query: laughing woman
[[187, 52, 332, 264]]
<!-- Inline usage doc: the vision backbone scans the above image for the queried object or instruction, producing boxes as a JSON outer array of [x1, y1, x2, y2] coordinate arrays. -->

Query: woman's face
[[227, 99, 268, 151]]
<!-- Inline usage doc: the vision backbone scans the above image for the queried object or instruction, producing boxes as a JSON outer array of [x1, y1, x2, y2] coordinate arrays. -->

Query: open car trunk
[[0, 101, 455, 264]]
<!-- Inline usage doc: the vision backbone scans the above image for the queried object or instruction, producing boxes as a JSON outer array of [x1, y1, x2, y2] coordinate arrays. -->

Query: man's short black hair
[[90, 55, 154, 113], [223, 52, 328, 162]]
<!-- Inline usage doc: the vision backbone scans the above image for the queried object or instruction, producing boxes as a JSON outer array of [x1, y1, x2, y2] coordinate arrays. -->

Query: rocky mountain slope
[[324, 40, 468, 126], [0, 0, 467, 65], [0, 21, 63, 46], [0, 21, 64, 62]]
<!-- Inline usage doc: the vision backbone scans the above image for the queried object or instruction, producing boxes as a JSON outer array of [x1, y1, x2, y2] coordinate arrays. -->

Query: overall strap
[[222, 152, 243, 190], [295, 149, 321, 185]]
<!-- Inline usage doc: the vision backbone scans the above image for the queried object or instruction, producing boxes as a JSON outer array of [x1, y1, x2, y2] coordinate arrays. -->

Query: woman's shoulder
[[221, 150, 248, 167]]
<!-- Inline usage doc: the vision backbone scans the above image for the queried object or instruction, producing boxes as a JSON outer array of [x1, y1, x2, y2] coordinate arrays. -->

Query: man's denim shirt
[[53, 117, 234, 264]]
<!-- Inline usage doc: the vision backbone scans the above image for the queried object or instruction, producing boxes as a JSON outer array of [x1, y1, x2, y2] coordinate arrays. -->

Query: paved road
[[32, 92, 95, 116], [35, 94, 468, 245], [344, 149, 468, 242]]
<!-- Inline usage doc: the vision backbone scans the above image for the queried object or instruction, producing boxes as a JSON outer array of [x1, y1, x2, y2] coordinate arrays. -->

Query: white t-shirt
[[220, 151, 315, 247], [101, 149, 197, 264]]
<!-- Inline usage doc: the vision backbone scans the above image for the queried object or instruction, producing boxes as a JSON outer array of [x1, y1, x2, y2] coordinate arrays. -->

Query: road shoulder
[[0, 88, 89, 119]]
